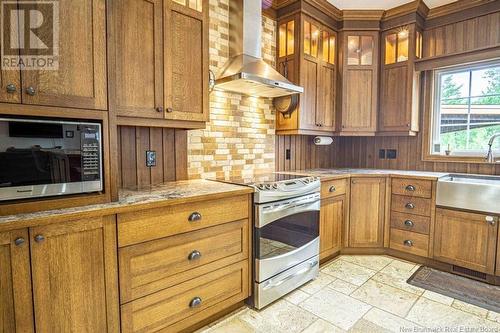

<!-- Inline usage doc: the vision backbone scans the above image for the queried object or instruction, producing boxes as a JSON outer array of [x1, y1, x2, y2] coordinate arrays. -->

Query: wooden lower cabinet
[[434, 208, 498, 274], [348, 177, 386, 247], [320, 195, 344, 260], [0, 229, 34, 333], [121, 260, 249, 333], [30, 216, 120, 333]]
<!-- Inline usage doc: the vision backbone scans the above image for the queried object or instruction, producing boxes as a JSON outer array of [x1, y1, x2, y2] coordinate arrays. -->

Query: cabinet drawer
[[390, 229, 429, 257], [321, 178, 348, 198], [119, 220, 249, 303], [117, 195, 249, 247], [121, 260, 249, 333], [392, 178, 432, 198], [391, 195, 432, 217], [390, 212, 430, 235]]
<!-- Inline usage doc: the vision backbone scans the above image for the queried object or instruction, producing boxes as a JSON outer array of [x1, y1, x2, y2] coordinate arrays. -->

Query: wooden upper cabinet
[[434, 209, 498, 274], [20, 0, 107, 110], [348, 177, 386, 247], [0, 229, 34, 333], [340, 31, 379, 135], [29, 217, 119, 333], [276, 14, 337, 135], [164, 0, 209, 122], [379, 24, 421, 135], [109, 0, 164, 119], [0, 64, 21, 104]]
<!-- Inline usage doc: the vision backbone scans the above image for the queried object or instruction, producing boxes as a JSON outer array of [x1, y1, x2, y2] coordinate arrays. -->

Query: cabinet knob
[[155, 106, 164, 113], [188, 212, 202, 222], [26, 86, 36, 96], [403, 240, 413, 247], [405, 185, 416, 192], [188, 250, 202, 261], [189, 296, 202, 308], [329, 186, 336, 193], [14, 237, 25, 246], [34, 234, 45, 243], [486, 216, 496, 226], [404, 220, 414, 227], [6, 84, 16, 93], [405, 203, 415, 209], [166, 107, 173, 113]]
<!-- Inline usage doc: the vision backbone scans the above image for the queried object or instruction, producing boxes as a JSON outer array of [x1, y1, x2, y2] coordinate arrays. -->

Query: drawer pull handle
[[486, 216, 497, 226], [405, 203, 415, 209], [6, 83, 16, 93], [14, 237, 25, 246], [329, 186, 336, 193], [188, 250, 202, 261], [26, 86, 36, 96], [188, 212, 202, 222], [405, 185, 416, 192], [34, 235, 45, 243], [404, 220, 414, 227], [189, 296, 202, 308], [403, 240, 413, 247]]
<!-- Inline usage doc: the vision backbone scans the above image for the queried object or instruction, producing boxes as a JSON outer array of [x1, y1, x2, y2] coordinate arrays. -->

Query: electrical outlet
[[285, 149, 291, 160], [387, 149, 397, 159], [146, 150, 157, 167], [378, 149, 386, 159]]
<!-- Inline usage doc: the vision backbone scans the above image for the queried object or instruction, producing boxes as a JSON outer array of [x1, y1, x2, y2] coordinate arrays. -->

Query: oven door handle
[[257, 197, 320, 228], [262, 259, 319, 290]]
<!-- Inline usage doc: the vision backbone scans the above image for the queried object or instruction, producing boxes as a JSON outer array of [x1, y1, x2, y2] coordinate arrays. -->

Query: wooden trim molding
[[382, 0, 429, 22], [415, 47, 500, 72], [427, 0, 497, 20]]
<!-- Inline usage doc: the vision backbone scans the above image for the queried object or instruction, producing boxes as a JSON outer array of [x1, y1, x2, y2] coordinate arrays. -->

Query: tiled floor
[[199, 255, 500, 333]]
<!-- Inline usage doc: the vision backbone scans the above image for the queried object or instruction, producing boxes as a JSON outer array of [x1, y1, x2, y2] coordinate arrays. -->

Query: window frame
[[429, 60, 500, 159]]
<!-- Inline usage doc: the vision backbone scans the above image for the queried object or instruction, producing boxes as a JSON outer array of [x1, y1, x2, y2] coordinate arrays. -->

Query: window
[[431, 61, 500, 157]]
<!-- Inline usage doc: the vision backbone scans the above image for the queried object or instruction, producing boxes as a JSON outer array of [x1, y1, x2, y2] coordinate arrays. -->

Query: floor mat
[[407, 266, 500, 313]]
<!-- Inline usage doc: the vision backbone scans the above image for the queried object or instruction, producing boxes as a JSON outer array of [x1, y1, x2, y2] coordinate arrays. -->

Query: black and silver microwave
[[0, 117, 103, 202]]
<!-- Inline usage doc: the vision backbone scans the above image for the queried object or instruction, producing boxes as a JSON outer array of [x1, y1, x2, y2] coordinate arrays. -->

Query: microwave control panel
[[81, 125, 101, 181]]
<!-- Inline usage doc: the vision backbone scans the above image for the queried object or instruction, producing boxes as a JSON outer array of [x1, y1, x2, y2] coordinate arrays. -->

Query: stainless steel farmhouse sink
[[436, 174, 500, 214]]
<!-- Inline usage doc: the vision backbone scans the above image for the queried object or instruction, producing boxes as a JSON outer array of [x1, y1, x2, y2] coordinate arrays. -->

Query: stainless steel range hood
[[214, 0, 303, 98]]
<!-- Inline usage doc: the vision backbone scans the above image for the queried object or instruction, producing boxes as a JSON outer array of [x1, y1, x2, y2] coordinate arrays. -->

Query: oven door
[[255, 193, 320, 282]]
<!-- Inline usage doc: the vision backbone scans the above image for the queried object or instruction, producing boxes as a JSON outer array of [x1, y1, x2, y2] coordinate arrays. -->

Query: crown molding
[[382, 0, 429, 21], [427, 0, 495, 19], [342, 10, 385, 21]]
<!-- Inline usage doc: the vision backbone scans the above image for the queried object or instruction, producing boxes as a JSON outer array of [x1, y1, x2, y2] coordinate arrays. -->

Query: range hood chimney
[[214, 0, 303, 98]]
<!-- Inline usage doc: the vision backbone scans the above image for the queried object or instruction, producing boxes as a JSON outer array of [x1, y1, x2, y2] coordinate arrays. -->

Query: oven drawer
[[117, 195, 249, 247], [256, 237, 319, 282], [390, 229, 429, 257], [390, 212, 430, 235], [321, 179, 348, 198], [119, 220, 249, 303], [121, 260, 249, 333], [255, 255, 319, 309], [391, 194, 432, 217], [391, 178, 432, 198]]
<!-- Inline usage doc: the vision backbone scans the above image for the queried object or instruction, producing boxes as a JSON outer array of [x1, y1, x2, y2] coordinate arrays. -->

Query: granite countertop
[[0, 179, 253, 228], [278, 168, 449, 180]]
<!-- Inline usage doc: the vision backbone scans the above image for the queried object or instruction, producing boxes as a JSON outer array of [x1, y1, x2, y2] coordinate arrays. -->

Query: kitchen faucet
[[485, 133, 500, 163]]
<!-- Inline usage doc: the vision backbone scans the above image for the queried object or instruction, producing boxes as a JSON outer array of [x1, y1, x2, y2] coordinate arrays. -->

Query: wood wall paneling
[[117, 126, 188, 187], [275, 135, 337, 171]]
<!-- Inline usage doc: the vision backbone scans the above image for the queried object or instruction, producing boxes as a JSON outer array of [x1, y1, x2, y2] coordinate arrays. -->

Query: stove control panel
[[254, 176, 319, 192]]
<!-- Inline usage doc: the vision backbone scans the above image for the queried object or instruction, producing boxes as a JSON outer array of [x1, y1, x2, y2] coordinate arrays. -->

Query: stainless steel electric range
[[217, 173, 321, 309]]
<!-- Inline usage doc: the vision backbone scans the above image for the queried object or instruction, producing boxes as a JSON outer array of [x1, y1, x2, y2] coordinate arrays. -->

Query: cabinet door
[[20, 0, 107, 110], [434, 209, 498, 274], [30, 217, 119, 332], [164, 0, 209, 122], [0, 229, 34, 333], [300, 57, 319, 130], [109, 0, 164, 118], [320, 196, 344, 260], [379, 65, 409, 131], [317, 62, 336, 130], [341, 32, 379, 133], [0, 64, 21, 104], [349, 177, 385, 247]]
